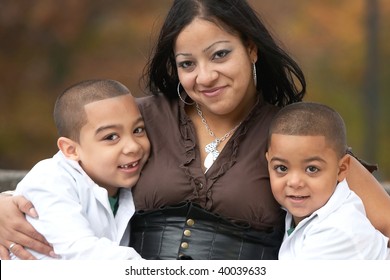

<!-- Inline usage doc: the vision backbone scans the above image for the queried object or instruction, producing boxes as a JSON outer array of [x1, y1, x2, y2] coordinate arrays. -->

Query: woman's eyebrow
[[175, 40, 230, 58]]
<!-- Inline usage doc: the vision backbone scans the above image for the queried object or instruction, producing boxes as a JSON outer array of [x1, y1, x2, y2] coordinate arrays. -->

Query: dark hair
[[53, 79, 130, 142], [143, 0, 306, 107], [268, 102, 348, 158]]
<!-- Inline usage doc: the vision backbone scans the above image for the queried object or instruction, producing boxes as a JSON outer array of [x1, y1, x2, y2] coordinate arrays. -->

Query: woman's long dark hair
[[142, 0, 306, 107]]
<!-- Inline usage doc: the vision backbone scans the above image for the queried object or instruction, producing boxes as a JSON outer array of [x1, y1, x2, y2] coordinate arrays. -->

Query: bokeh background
[[0, 0, 389, 184]]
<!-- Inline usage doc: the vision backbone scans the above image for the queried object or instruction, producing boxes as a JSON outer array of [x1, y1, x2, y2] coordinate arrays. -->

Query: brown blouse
[[133, 94, 285, 231]]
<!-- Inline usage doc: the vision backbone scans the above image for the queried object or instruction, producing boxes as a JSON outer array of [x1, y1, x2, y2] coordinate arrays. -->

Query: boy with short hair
[[266, 102, 389, 259], [12, 79, 150, 259]]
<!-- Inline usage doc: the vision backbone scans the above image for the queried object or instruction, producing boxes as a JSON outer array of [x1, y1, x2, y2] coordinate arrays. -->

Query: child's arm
[[346, 155, 390, 246]]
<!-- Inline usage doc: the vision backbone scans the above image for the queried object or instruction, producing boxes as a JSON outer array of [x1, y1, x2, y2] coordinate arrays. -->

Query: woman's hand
[[0, 195, 54, 259], [346, 156, 390, 247]]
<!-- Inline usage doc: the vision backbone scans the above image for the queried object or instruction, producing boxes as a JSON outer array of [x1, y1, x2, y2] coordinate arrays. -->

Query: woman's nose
[[196, 64, 218, 85]]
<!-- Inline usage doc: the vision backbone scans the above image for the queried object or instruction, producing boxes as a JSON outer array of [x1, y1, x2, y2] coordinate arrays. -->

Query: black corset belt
[[130, 202, 283, 260]]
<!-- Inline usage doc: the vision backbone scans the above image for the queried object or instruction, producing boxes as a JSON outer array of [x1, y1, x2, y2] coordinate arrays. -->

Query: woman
[[1, 0, 389, 260]]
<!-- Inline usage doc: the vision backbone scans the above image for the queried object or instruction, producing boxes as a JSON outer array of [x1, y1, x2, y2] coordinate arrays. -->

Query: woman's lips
[[200, 86, 225, 98]]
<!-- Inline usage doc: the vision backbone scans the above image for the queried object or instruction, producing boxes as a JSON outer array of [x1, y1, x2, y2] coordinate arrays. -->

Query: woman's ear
[[57, 137, 80, 161], [247, 40, 258, 63], [337, 154, 351, 182]]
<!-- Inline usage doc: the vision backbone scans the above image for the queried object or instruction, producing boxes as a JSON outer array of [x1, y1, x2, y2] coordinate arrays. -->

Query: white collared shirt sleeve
[[279, 180, 389, 260], [14, 151, 142, 260]]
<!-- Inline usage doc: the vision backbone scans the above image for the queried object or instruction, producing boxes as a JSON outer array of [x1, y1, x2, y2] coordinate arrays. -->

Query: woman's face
[[174, 18, 257, 117]]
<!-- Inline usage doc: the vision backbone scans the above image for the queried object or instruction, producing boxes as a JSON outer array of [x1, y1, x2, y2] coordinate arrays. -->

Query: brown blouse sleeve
[[346, 147, 378, 174]]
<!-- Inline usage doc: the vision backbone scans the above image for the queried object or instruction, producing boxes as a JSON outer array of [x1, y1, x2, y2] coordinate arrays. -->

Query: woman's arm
[[346, 156, 390, 246], [0, 194, 54, 259]]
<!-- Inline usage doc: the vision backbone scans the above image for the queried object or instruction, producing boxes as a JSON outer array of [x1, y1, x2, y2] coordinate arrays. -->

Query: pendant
[[205, 141, 217, 154], [204, 141, 219, 170], [204, 152, 215, 170]]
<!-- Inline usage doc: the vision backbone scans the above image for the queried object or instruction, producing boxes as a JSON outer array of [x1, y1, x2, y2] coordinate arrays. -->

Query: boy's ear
[[57, 137, 80, 161], [337, 154, 350, 181]]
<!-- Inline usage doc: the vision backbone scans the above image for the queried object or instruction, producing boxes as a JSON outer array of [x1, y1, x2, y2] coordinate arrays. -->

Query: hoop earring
[[177, 82, 195, 105], [253, 63, 257, 87]]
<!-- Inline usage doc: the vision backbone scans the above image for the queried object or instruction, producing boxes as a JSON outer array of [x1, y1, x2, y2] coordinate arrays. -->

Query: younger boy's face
[[266, 134, 348, 225], [76, 94, 150, 196]]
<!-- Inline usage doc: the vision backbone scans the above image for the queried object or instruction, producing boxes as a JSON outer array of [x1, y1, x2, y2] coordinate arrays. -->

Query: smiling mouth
[[200, 86, 225, 96], [118, 162, 139, 169], [287, 195, 309, 201]]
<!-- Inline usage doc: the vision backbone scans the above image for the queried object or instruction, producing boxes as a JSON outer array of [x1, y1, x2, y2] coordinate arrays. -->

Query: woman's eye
[[213, 49, 230, 60], [178, 61, 194, 69]]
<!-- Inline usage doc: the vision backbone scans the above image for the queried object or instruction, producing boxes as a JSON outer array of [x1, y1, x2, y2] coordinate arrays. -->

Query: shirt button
[[183, 229, 191, 237], [198, 183, 203, 189], [181, 242, 189, 249], [186, 219, 195, 226]]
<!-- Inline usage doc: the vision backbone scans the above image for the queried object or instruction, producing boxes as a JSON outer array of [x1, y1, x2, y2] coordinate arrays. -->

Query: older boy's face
[[266, 134, 346, 225], [76, 94, 150, 196]]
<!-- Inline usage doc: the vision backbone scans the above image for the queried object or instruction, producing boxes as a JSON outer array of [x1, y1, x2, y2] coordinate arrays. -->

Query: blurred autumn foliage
[[0, 0, 389, 182]]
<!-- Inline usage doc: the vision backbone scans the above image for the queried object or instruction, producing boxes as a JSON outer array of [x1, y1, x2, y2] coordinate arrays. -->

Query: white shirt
[[279, 179, 390, 260], [13, 151, 142, 260]]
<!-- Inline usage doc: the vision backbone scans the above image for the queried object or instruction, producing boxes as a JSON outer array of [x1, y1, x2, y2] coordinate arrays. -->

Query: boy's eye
[[306, 166, 319, 173], [104, 134, 119, 141], [274, 165, 288, 173], [134, 127, 145, 135]]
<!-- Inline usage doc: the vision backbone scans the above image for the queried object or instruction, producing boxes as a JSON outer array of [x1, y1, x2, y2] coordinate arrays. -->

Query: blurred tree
[[363, 0, 379, 163]]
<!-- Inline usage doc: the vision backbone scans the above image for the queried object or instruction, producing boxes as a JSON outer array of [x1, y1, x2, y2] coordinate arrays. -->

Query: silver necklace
[[196, 103, 241, 171]]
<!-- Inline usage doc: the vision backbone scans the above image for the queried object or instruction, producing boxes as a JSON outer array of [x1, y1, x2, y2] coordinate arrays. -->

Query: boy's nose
[[286, 173, 304, 189], [122, 138, 141, 154]]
